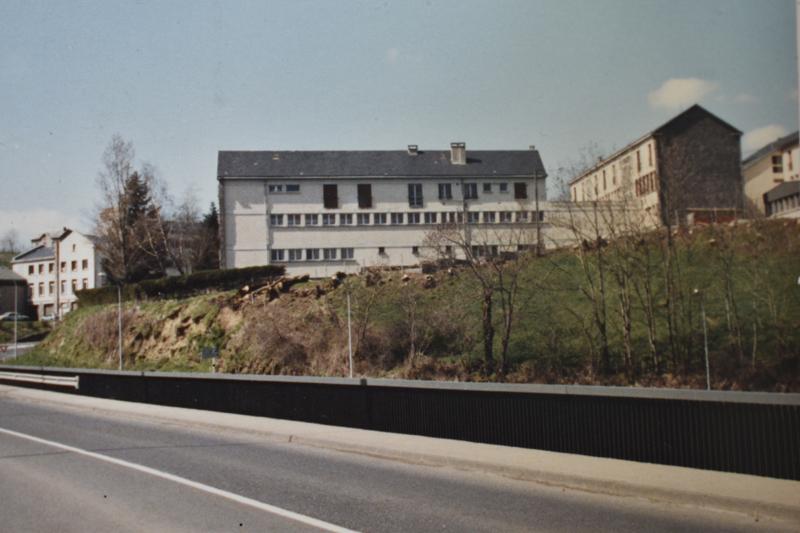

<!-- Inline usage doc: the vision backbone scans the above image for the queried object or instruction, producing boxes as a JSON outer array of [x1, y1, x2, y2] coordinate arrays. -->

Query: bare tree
[[0, 228, 20, 253]]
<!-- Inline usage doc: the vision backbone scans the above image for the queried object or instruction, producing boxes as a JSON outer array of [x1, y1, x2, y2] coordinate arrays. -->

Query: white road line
[[0, 426, 358, 533]]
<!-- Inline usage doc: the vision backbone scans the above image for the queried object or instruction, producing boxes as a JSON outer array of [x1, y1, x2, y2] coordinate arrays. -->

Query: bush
[[76, 265, 285, 306]]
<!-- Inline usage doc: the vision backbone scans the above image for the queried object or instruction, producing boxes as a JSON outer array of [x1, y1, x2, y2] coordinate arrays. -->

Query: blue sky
[[0, 0, 797, 241]]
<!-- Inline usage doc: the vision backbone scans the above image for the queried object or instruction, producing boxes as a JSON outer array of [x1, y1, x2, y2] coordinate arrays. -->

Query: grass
[[0, 321, 51, 344]]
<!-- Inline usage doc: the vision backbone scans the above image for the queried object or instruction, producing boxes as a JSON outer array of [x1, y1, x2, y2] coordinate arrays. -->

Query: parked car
[[41, 314, 57, 322], [0, 312, 31, 321]]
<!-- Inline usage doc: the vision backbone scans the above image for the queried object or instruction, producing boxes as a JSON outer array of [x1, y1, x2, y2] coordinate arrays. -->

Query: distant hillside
[[12, 220, 800, 391]]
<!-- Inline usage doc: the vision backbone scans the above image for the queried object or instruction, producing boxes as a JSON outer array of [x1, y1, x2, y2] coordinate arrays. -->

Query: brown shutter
[[514, 182, 527, 199], [357, 184, 372, 208], [323, 184, 338, 209]]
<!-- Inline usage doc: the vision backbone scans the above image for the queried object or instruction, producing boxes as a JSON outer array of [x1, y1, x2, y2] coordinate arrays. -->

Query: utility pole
[[117, 284, 123, 371], [346, 291, 353, 378]]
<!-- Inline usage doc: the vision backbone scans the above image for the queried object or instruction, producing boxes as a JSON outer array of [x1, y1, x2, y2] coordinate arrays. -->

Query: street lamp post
[[693, 288, 711, 390], [346, 291, 353, 378], [117, 284, 123, 371], [13, 281, 18, 359]]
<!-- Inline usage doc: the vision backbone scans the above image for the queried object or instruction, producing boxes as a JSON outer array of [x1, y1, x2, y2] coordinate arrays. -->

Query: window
[[270, 249, 285, 262], [305, 214, 319, 226], [82, 259, 88, 270], [72, 244, 76, 252], [323, 248, 337, 260], [323, 184, 338, 208], [438, 183, 452, 200], [406, 212, 419, 224], [603, 170, 607, 191], [483, 212, 496, 223], [28, 284, 33, 297], [483, 183, 492, 193], [471, 245, 484, 258], [408, 183, 423, 207], [82, 279, 88, 289], [288, 249, 303, 262], [534, 210, 544, 222], [445, 245, 453, 256], [412, 246, 419, 255], [463, 183, 478, 199], [28, 265, 34, 275], [269, 214, 284, 226], [378, 247, 386, 255], [340, 213, 353, 225], [612, 165, 617, 185], [285, 184, 300, 193], [306, 248, 320, 260], [60, 280, 65, 294], [391, 213, 404, 225], [322, 214, 337, 226], [71, 279, 77, 293], [357, 213, 371, 225], [442, 212, 456, 224], [636, 150, 642, 172], [287, 214, 301, 226], [38, 283, 44, 296], [572, 188, 577, 202], [516, 211, 529, 222], [38, 264, 43, 274], [71, 260, 77, 271], [499, 211, 512, 223], [648, 144, 653, 167], [269, 183, 300, 193], [499, 183, 508, 193], [48, 281, 54, 294], [357, 184, 373, 208], [424, 212, 437, 224], [467, 212, 480, 223], [772, 155, 783, 173], [60, 261, 66, 273], [514, 182, 527, 199], [268, 184, 284, 193], [374, 213, 387, 225], [341, 248, 354, 260], [48, 263, 54, 273]]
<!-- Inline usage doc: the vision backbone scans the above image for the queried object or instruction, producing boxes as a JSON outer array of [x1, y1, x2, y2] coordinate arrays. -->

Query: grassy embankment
[[10, 220, 800, 391]]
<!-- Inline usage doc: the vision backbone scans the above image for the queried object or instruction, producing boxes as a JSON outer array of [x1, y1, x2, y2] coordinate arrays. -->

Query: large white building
[[218, 143, 547, 277], [742, 131, 799, 217], [11, 229, 105, 318]]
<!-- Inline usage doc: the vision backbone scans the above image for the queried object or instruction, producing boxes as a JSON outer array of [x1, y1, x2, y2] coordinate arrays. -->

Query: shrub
[[76, 265, 285, 306]]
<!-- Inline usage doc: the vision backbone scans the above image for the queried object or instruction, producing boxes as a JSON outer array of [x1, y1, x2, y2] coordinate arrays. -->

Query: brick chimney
[[450, 142, 466, 165]]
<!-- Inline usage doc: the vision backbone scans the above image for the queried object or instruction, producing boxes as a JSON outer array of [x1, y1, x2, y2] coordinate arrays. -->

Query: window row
[[26, 259, 90, 276], [320, 182, 529, 209], [269, 210, 543, 227], [29, 278, 90, 297], [271, 248, 355, 262], [635, 172, 658, 197]]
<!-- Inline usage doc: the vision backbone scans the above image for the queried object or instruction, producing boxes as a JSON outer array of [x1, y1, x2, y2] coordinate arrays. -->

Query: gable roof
[[743, 131, 799, 169], [569, 104, 742, 186], [0, 267, 25, 283], [12, 245, 55, 263], [218, 148, 546, 179], [764, 180, 800, 203]]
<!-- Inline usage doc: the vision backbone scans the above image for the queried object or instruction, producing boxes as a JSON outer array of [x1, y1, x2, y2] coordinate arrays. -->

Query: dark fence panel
[[1, 366, 797, 480]]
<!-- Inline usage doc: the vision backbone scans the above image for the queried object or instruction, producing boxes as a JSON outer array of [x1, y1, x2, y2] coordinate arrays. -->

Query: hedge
[[76, 265, 286, 306]]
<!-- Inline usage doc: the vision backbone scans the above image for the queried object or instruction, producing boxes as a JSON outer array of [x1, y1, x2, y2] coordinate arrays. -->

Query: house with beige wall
[[742, 131, 799, 216], [568, 105, 743, 227], [11, 228, 105, 319]]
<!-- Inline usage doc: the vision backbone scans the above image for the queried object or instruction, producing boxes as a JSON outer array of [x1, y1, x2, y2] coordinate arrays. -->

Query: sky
[[0, 0, 797, 243]]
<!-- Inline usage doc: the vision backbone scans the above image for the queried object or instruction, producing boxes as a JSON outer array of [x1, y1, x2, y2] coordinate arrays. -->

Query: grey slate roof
[[218, 149, 545, 179], [743, 131, 799, 168], [0, 267, 25, 283], [764, 180, 800, 203], [12, 245, 54, 263]]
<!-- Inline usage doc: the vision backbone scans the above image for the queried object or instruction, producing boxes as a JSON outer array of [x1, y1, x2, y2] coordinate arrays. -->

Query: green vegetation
[[0, 252, 14, 268], [0, 321, 51, 344], [10, 220, 800, 391]]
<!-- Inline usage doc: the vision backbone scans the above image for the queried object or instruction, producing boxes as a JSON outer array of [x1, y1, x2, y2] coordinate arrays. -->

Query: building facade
[[218, 143, 547, 277], [0, 268, 28, 316], [742, 131, 799, 216], [568, 105, 743, 227], [11, 229, 105, 319]]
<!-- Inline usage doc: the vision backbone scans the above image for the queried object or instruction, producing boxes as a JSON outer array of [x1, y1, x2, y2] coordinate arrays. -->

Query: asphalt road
[[0, 391, 792, 532], [0, 341, 38, 360]]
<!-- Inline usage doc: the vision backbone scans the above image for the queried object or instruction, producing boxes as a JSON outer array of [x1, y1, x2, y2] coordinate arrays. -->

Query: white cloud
[[385, 47, 400, 64], [0, 208, 86, 245], [742, 124, 789, 153], [648, 78, 719, 110]]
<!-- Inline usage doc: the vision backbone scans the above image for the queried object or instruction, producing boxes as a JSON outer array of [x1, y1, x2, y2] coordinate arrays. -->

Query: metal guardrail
[[0, 365, 796, 480], [0, 371, 79, 389]]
